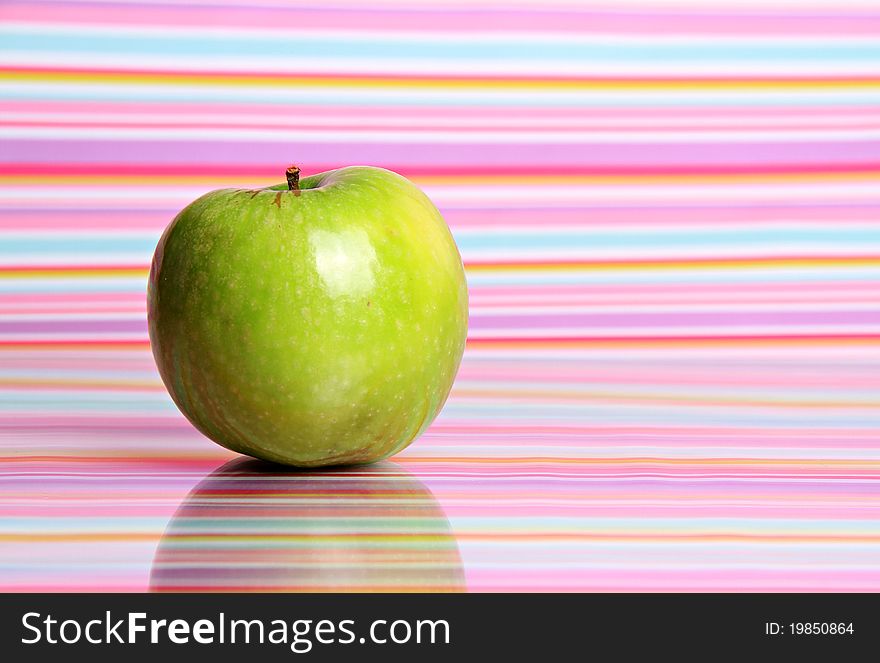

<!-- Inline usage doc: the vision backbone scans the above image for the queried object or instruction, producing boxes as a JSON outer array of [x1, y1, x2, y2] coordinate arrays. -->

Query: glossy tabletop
[[4, 342, 880, 592], [2, 0, 880, 592]]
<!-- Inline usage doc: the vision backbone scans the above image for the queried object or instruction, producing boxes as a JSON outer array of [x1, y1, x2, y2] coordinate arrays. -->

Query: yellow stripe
[[3, 70, 879, 91], [0, 268, 147, 278], [2, 257, 876, 280]]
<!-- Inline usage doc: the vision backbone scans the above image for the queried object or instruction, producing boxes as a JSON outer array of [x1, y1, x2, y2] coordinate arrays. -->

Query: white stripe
[[424, 183, 880, 204], [463, 347, 880, 360], [6, 223, 879, 237], [3, 303, 879, 321], [0, 303, 145, 312], [471, 292, 880, 305], [456, 224, 880, 234], [2, 326, 877, 341], [466, 325, 880, 338], [3, 126, 878, 142], [4, 111, 880, 130], [19, 249, 879, 266], [456, 247, 880, 261], [6, 21, 880, 45], [0, 255, 149, 266], [473, 303, 880, 314], [0, 232, 157, 238], [465, 253, 880, 265], [0, 313, 146, 322], [3, 52, 878, 76], [2, 83, 874, 105], [0, 184, 878, 204]]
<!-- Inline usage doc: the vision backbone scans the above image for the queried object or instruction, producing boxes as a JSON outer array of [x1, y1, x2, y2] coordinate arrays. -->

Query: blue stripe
[[2, 226, 879, 256], [3, 87, 879, 108], [3, 29, 880, 62]]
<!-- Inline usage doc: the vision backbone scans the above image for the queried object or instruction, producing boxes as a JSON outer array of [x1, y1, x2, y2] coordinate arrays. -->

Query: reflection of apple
[[148, 166, 468, 466], [150, 459, 465, 592]]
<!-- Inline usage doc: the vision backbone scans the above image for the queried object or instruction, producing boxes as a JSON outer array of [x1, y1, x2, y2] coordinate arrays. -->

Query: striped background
[[1, 0, 880, 592]]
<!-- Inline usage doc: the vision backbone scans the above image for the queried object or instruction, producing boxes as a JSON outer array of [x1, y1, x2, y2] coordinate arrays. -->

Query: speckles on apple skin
[[148, 168, 467, 467]]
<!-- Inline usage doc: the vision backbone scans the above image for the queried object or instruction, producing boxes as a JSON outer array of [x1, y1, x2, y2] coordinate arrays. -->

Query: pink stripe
[[423, 436, 880, 450], [469, 282, 880, 297], [7, 138, 880, 167], [4, 420, 877, 437], [471, 309, 880, 329], [3, 206, 878, 231], [4, 163, 878, 176], [11, 122, 880, 135], [468, 570, 880, 592], [0, 307, 145, 314], [3, 4, 879, 36], [5, 100, 880, 121], [0, 293, 142, 303], [9, 298, 880, 314], [446, 505, 880, 519], [455, 364, 880, 388], [470, 295, 880, 307], [3, 504, 876, 520]]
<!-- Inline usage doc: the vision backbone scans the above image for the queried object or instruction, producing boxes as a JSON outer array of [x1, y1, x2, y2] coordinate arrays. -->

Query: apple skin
[[150, 458, 465, 592], [148, 166, 467, 466]]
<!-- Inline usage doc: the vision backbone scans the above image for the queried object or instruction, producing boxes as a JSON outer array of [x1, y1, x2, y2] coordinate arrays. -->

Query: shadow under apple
[[150, 458, 465, 592]]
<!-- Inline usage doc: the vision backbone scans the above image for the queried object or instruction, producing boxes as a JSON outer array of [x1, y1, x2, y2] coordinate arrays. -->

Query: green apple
[[148, 166, 467, 466], [150, 458, 465, 592]]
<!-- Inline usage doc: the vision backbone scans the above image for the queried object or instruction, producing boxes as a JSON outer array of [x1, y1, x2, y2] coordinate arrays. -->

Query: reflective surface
[[151, 459, 465, 592], [2, 347, 880, 591]]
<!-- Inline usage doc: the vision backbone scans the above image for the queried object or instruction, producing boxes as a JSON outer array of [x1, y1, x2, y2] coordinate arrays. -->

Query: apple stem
[[286, 166, 301, 192]]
